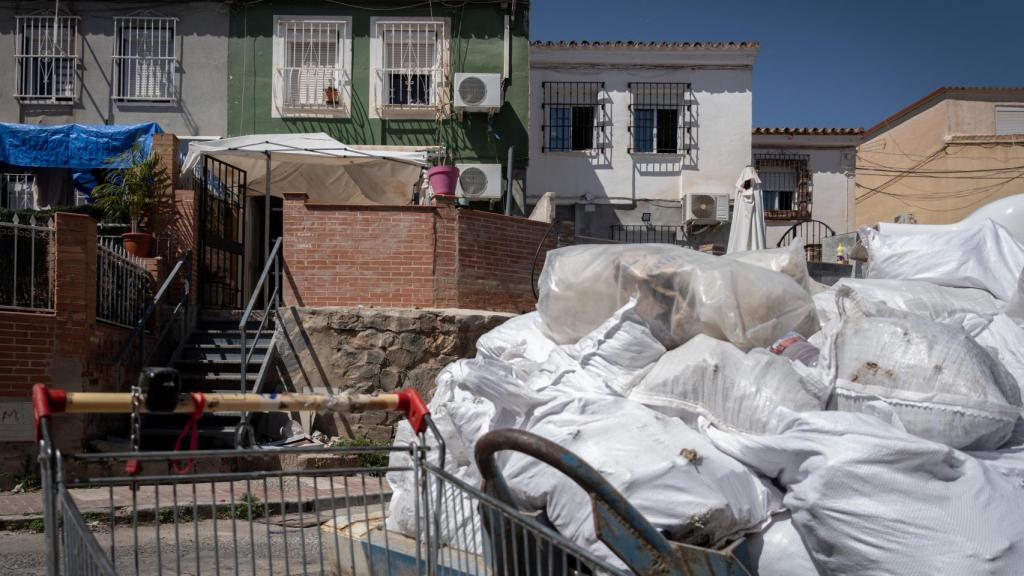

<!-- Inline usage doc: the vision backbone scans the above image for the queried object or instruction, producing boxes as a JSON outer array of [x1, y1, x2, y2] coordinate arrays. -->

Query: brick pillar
[[433, 205, 458, 308], [50, 213, 98, 451], [149, 133, 181, 262], [282, 193, 310, 306]]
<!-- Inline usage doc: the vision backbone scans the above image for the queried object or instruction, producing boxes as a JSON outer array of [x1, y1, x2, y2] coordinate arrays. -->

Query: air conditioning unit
[[453, 73, 503, 112], [455, 163, 502, 200], [684, 193, 730, 224]]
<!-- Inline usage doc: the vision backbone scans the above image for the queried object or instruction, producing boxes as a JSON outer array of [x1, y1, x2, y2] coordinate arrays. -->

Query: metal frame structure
[[376, 19, 449, 110], [112, 15, 179, 102], [0, 214, 54, 312], [540, 81, 606, 152], [776, 218, 837, 262], [96, 237, 153, 329], [754, 153, 812, 221], [275, 17, 350, 114], [1, 172, 37, 210], [197, 155, 247, 310], [15, 14, 81, 103], [627, 82, 694, 155]]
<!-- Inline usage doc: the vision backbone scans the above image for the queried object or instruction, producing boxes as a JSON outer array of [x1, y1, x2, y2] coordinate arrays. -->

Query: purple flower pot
[[427, 165, 460, 196]]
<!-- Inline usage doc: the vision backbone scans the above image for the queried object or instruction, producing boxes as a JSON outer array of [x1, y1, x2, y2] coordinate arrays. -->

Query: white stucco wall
[[753, 134, 859, 248], [527, 46, 755, 230]]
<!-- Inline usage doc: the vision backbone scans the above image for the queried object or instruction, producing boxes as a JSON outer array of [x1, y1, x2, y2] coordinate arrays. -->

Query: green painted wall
[[227, 1, 529, 167]]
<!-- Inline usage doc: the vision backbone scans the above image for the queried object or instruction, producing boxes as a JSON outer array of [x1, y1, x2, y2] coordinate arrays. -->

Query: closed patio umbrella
[[727, 165, 767, 253]]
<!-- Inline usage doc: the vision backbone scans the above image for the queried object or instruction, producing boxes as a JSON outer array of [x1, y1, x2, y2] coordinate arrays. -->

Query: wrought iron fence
[[610, 224, 680, 244], [96, 238, 152, 328], [0, 214, 54, 311]]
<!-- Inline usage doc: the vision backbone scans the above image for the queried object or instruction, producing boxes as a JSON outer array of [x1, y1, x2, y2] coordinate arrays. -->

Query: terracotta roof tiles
[[530, 40, 759, 50], [753, 127, 864, 136]]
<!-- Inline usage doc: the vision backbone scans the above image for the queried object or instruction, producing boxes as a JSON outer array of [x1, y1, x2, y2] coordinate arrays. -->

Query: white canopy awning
[[180, 133, 432, 205]]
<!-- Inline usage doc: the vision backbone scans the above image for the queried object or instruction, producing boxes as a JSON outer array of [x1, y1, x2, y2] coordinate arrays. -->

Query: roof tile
[[753, 127, 864, 136], [530, 40, 759, 50]]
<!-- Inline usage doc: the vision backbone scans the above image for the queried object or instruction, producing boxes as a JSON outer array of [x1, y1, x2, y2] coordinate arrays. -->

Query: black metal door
[[198, 155, 247, 309]]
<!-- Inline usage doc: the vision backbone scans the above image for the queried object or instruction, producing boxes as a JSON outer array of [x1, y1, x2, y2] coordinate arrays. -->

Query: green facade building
[[227, 0, 529, 201]]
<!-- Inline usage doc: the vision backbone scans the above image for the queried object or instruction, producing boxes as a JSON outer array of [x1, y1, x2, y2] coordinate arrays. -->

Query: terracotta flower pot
[[427, 165, 460, 197], [122, 232, 154, 258], [324, 87, 339, 105]]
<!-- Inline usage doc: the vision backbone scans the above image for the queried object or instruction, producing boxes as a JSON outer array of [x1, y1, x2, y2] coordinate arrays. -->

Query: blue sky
[[530, 0, 1024, 129]]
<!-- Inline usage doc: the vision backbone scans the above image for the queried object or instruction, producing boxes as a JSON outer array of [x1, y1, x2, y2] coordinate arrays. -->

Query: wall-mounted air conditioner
[[456, 163, 502, 200], [684, 193, 730, 224], [453, 73, 503, 112]]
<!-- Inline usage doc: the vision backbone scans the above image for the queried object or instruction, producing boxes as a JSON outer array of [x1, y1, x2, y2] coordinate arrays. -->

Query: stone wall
[[275, 306, 512, 442]]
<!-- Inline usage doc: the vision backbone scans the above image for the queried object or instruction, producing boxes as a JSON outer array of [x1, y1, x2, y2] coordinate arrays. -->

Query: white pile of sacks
[[386, 219, 1024, 575]]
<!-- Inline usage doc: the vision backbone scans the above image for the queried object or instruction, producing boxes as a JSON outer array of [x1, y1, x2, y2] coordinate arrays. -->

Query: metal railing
[[112, 16, 177, 102], [0, 214, 54, 312], [108, 251, 192, 386], [240, 237, 283, 392], [610, 224, 680, 244], [776, 219, 837, 262], [1, 173, 37, 209], [96, 238, 153, 328], [15, 15, 80, 103]]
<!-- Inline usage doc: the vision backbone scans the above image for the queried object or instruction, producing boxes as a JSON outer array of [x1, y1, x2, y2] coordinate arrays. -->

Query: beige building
[[752, 128, 862, 252], [857, 87, 1024, 227]]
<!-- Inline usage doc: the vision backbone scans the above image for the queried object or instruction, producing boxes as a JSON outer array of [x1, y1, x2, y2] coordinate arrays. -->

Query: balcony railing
[[96, 238, 152, 328], [0, 214, 54, 312]]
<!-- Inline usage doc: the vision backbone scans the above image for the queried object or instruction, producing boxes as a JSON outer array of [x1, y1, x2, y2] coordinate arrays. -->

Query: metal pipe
[[505, 144, 513, 216]]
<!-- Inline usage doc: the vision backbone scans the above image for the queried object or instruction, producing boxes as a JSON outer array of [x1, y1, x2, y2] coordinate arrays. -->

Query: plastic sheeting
[[0, 122, 163, 170], [863, 219, 1024, 301], [631, 334, 831, 434], [180, 133, 430, 205], [536, 244, 818, 350], [725, 240, 817, 294], [821, 316, 1022, 450], [704, 407, 1024, 576], [746, 514, 822, 576]]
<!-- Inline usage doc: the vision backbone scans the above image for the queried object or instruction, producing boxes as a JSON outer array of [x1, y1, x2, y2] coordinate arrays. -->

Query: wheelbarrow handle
[[474, 428, 685, 575]]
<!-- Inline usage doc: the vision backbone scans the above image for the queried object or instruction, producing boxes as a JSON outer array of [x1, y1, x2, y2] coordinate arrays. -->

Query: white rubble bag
[[703, 406, 1024, 576], [496, 391, 779, 569], [820, 316, 1022, 450], [814, 278, 1003, 335], [862, 219, 1024, 301], [724, 240, 819, 294], [745, 513, 822, 576], [629, 334, 831, 433], [474, 312, 557, 374], [537, 244, 818, 350], [975, 313, 1024, 397]]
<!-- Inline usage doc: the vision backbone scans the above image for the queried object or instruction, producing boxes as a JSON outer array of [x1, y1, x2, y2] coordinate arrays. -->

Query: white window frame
[[272, 15, 352, 119], [113, 16, 179, 103], [14, 14, 81, 104], [369, 16, 450, 119], [995, 105, 1024, 136]]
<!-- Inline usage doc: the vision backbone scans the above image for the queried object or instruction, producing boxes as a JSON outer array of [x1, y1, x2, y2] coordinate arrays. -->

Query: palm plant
[[91, 144, 168, 233]]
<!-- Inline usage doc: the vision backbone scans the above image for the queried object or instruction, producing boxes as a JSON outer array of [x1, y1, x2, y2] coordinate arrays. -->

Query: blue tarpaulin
[[0, 122, 163, 170]]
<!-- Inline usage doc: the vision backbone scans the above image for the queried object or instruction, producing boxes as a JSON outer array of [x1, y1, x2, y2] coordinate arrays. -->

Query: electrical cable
[[530, 219, 559, 300]]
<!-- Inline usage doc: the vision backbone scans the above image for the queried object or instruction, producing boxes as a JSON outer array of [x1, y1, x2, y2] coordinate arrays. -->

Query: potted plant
[[92, 144, 168, 257], [324, 83, 339, 106], [426, 150, 459, 197]]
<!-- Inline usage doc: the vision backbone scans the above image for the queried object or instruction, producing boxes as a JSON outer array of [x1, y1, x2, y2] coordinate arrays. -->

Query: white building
[[751, 128, 862, 257], [527, 40, 758, 244]]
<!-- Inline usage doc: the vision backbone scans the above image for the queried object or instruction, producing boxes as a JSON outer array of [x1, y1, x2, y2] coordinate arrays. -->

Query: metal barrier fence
[[0, 214, 54, 311], [610, 224, 680, 244], [96, 238, 153, 328]]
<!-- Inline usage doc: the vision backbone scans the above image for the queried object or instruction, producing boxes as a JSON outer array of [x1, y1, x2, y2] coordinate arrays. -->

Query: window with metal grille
[[274, 17, 350, 115], [113, 16, 177, 102], [15, 15, 80, 103], [542, 82, 603, 152], [755, 153, 812, 220], [629, 83, 691, 154], [1, 173, 36, 210], [376, 20, 447, 109]]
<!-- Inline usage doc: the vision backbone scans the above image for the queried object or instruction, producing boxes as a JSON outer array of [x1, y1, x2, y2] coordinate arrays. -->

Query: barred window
[[755, 154, 812, 220], [274, 17, 350, 115], [629, 83, 692, 154], [542, 82, 603, 152], [1, 173, 36, 210], [376, 20, 447, 109], [113, 16, 177, 102], [15, 15, 80, 103]]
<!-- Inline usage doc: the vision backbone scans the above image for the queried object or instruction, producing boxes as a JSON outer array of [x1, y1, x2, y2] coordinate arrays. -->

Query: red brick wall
[[282, 196, 557, 313], [0, 312, 56, 396], [455, 210, 556, 313], [283, 196, 437, 308]]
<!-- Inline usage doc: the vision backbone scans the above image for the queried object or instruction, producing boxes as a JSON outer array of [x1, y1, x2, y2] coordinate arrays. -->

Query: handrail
[[110, 251, 192, 370], [239, 237, 283, 394]]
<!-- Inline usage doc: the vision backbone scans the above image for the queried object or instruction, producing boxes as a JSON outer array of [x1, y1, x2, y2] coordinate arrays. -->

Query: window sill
[[628, 150, 690, 156], [377, 104, 445, 120]]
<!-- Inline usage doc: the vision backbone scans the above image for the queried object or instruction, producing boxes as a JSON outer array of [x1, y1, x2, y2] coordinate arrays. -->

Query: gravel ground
[[0, 516, 346, 576]]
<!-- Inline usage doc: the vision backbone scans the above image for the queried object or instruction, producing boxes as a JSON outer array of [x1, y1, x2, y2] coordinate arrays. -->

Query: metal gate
[[198, 155, 247, 309]]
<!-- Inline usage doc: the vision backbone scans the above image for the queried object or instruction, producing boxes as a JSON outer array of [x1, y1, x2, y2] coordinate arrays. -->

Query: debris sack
[[537, 244, 818, 350], [630, 334, 831, 433], [746, 513, 823, 576], [821, 316, 1022, 450], [724, 240, 819, 294], [862, 219, 1024, 301], [704, 407, 1024, 576]]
